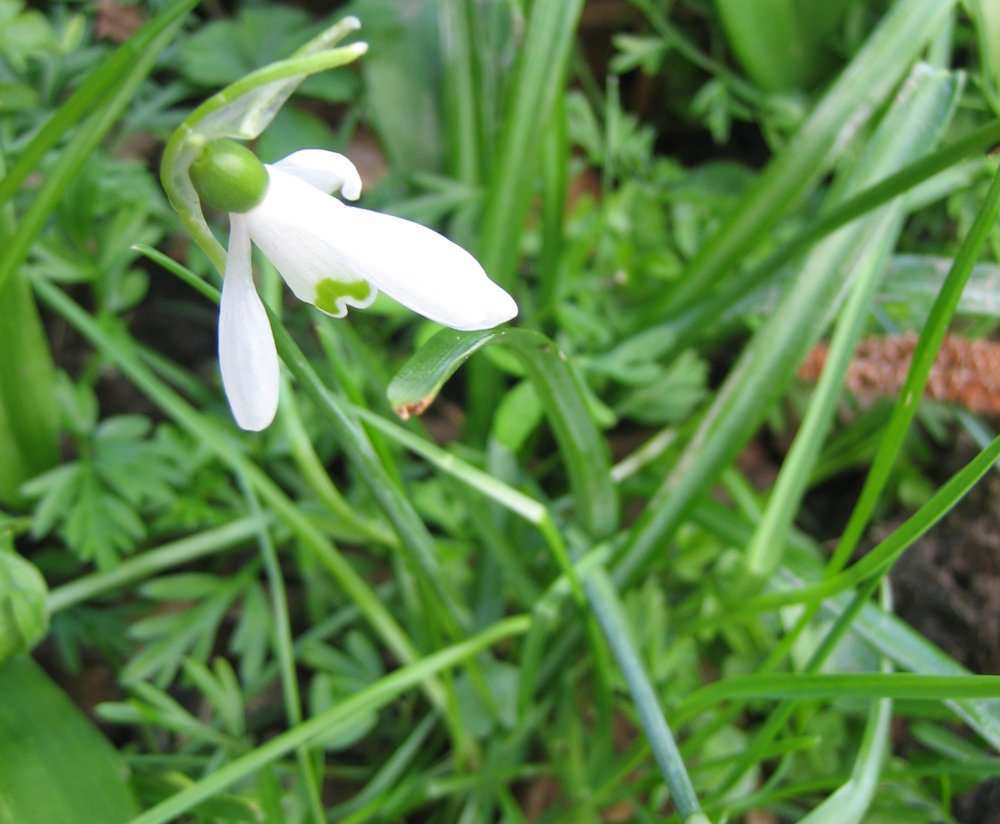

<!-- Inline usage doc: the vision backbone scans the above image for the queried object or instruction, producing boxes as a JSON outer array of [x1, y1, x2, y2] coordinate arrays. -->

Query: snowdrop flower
[[189, 140, 517, 431]]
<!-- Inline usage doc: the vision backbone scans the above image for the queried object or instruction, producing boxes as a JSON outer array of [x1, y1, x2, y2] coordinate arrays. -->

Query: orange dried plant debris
[[95, 0, 144, 43], [799, 333, 1000, 414]]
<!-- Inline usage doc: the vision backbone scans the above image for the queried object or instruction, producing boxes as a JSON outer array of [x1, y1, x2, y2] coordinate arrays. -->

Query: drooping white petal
[[245, 167, 376, 318], [273, 149, 362, 200], [245, 167, 518, 330], [218, 214, 279, 431]]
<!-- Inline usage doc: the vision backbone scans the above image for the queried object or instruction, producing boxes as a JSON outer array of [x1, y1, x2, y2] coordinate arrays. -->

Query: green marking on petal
[[314, 278, 373, 316]]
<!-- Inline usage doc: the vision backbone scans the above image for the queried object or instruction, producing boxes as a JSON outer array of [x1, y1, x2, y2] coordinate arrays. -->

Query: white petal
[[218, 215, 279, 431], [273, 150, 362, 200], [246, 167, 518, 331], [246, 167, 376, 318]]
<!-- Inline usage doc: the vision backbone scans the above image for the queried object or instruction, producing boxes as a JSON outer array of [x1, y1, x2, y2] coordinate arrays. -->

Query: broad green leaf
[[0, 656, 139, 823], [716, 0, 836, 91]]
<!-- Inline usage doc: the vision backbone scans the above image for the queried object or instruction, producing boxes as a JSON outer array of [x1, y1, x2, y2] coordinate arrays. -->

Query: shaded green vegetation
[[2, 1, 1000, 821]]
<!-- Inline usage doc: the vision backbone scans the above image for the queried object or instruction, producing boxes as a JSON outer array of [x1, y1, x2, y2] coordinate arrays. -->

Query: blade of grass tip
[[47, 517, 269, 613], [127, 615, 531, 824], [0, 2, 194, 296], [538, 90, 569, 318], [239, 481, 324, 824], [828, 164, 1000, 574], [0, 0, 198, 208], [585, 570, 703, 823], [614, 62, 962, 586], [31, 278, 445, 713], [388, 328, 619, 540], [133, 245, 470, 638], [642, 0, 954, 320]]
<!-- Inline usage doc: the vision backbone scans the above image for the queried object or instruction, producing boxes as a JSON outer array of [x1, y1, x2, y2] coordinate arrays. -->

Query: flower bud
[[0, 551, 48, 662], [190, 139, 269, 214]]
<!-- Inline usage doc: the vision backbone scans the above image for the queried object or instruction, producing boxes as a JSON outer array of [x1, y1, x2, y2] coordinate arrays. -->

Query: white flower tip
[[340, 172, 362, 201], [342, 15, 361, 32], [234, 403, 276, 432], [450, 282, 518, 331], [272, 150, 362, 201], [348, 41, 369, 57]]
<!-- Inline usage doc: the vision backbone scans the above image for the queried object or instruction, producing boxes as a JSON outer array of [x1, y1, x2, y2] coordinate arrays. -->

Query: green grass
[[2, 1, 1000, 821]]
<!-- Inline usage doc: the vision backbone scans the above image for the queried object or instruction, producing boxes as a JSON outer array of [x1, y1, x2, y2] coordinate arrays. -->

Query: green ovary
[[314, 278, 373, 316]]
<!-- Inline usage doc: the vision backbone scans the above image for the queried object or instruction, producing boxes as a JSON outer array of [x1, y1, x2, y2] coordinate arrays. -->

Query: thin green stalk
[[585, 570, 702, 822], [127, 615, 531, 824], [829, 165, 1000, 573], [676, 674, 1000, 722], [745, 205, 902, 577], [240, 483, 324, 824], [47, 517, 269, 613]]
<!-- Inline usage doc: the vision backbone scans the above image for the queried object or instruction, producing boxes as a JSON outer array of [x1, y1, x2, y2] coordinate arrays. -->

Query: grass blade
[[128, 615, 531, 824], [645, 0, 954, 319], [388, 327, 618, 538], [616, 62, 961, 584]]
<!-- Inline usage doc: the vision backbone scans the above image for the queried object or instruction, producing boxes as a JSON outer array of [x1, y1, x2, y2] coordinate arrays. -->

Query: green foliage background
[[1, 0, 1000, 821]]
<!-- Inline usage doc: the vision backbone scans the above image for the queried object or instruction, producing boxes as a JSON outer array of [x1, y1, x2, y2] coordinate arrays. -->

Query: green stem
[[240, 483, 325, 824], [47, 517, 269, 613]]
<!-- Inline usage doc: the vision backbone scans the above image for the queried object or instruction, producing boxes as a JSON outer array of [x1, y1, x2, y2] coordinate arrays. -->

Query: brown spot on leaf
[[394, 397, 433, 420]]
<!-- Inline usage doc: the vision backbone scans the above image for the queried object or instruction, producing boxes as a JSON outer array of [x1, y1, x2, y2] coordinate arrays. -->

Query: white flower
[[211, 149, 518, 431]]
